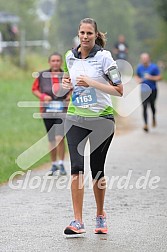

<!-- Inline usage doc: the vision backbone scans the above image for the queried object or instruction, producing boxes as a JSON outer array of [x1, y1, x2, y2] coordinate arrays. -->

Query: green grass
[[162, 70, 167, 81], [0, 54, 51, 184]]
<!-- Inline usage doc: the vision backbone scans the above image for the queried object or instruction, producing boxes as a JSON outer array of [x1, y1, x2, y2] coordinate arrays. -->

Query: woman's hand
[[76, 75, 123, 96], [62, 77, 73, 90], [43, 95, 52, 102], [76, 75, 90, 87]]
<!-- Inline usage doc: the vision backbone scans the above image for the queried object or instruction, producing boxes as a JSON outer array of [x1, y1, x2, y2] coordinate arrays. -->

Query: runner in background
[[136, 53, 162, 132], [113, 34, 128, 61], [113, 34, 128, 73], [32, 52, 71, 175]]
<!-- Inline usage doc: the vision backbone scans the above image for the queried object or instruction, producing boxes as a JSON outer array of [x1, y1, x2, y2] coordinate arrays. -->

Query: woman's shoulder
[[96, 50, 115, 66], [96, 49, 113, 59], [65, 49, 72, 58]]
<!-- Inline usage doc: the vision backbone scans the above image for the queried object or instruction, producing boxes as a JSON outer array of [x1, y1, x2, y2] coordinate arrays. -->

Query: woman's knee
[[71, 164, 84, 175], [91, 169, 104, 180]]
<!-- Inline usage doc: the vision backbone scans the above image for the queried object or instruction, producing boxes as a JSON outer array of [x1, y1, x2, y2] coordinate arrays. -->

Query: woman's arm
[[76, 76, 123, 97]]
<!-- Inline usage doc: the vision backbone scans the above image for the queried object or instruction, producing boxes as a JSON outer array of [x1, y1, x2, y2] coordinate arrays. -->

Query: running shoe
[[48, 164, 59, 176], [152, 117, 156, 127], [64, 220, 86, 235], [94, 212, 108, 234], [143, 125, 149, 132], [59, 164, 67, 175]]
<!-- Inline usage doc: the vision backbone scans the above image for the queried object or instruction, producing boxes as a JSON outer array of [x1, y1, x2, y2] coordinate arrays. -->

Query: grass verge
[[0, 54, 50, 184]]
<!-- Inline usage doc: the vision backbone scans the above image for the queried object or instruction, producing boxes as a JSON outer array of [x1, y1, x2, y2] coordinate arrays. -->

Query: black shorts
[[65, 115, 115, 179], [43, 117, 65, 142]]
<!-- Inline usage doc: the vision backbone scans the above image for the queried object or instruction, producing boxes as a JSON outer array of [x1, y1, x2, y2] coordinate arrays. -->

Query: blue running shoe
[[59, 164, 67, 175], [64, 220, 86, 235], [94, 212, 108, 234], [48, 164, 59, 176]]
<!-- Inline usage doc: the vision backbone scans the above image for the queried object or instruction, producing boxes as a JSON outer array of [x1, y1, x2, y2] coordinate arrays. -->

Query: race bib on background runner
[[45, 101, 64, 112]]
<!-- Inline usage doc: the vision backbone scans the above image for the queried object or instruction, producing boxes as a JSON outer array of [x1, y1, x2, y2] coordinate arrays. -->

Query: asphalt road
[[0, 81, 167, 252]]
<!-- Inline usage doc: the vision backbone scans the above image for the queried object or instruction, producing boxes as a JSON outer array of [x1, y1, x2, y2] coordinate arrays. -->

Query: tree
[[87, 0, 137, 62], [0, 0, 164, 63], [50, 0, 89, 52], [156, 0, 167, 21], [0, 0, 44, 40], [151, 0, 167, 61]]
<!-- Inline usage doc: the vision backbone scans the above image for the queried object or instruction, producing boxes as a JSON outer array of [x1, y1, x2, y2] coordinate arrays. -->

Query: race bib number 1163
[[72, 88, 97, 108]]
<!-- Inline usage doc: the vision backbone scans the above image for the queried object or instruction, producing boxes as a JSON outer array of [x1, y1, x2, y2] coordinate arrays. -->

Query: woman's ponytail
[[95, 31, 106, 48]]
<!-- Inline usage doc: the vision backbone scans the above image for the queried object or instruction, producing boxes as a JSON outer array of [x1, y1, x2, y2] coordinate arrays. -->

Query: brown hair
[[79, 18, 106, 48], [48, 52, 62, 62]]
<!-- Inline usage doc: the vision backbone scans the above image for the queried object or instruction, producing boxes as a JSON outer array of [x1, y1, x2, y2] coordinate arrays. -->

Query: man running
[[136, 53, 162, 132], [32, 52, 70, 175]]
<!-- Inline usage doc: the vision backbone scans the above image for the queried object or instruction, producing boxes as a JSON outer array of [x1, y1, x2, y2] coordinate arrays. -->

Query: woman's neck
[[80, 45, 94, 59]]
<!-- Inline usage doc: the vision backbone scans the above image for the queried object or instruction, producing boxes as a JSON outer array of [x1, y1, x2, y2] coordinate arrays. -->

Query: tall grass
[[0, 54, 50, 184], [162, 70, 167, 81]]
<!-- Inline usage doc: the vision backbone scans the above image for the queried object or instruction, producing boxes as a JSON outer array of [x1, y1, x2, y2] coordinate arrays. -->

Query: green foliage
[[88, 0, 136, 47], [151, 22, 167, 60], [156, 0, 167, 21], [0, 0, 43, 40], [0, 54, 50, 184], [50, 0, 89, 52], [43, 0, 161, 63], [152, 0, 167, 64], [87, 0, 138, 63], [162, 70, 167, 81], [0, 0, 164, 63]]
